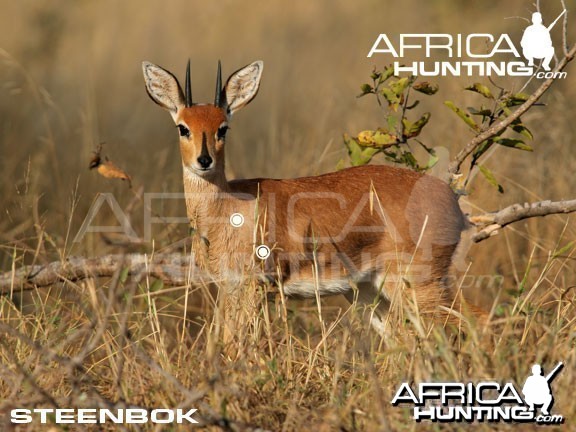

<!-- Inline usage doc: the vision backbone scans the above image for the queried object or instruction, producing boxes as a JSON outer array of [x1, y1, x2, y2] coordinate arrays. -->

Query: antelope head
[[142, 60, 263, 179]]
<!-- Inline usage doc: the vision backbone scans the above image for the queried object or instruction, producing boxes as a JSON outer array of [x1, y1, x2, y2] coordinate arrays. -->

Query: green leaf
[[380, 65, 396, 83], [150, 279, 164, 291], [510, 120, 533, 140], [444, 101, 480, 131], [497, 101, 513, 117], [381, 88, 401, 111], [356, 147, 380, 166], [402, 151, 418, 168], [495, 138, 533, 151], [120, 267, 130, 284], [382, 147, 401, 164], [423, 151, 439, 170], [405, 99, 420, 110], [415, 139, 435, 155], [506, 92, 529, 106], [412, 81, 439, 95], [389, 77, 410, 96], [472, 139, 494, 159], [357, 130, 374, 144], [357, 130, 397, 147], [468, 107, 493, 116], [359, 83, 372, 96], [344, 134, 380, 166], [465, 83, 493, 99], [402, 112, 431, 139], [335, 158, 347, 170], [373, 131, 398, 146], [478, 165, 504, 193], [414, 139, 437, 171], [386, 114, 397, 130], [501, 92, 529, 108]]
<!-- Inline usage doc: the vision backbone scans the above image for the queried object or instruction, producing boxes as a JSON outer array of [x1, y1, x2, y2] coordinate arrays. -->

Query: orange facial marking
[[177, 105, 227, 168], [178, 105, 227, 133]]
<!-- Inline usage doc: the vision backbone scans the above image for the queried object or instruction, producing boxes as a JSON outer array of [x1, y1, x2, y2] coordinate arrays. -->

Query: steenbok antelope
[[142, 60, 483, 334]]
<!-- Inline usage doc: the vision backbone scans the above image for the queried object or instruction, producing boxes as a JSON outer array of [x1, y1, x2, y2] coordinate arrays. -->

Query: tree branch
[[3, 198, 575, 289], [447, 42, 576, 177], [0, 253, 207, 295], [469, 198, 576, 242]]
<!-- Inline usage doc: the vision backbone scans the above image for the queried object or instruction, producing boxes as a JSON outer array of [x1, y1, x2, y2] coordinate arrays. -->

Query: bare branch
[[469, 199, 576, 242], [447, 42, 576, 177], [0, 253, 207, 294], [561, 0, 569, 56]]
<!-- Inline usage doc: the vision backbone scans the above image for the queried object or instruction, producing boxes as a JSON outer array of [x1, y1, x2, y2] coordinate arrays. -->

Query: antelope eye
[[216, 124, 229, 140], [177, 124, 190, 138]]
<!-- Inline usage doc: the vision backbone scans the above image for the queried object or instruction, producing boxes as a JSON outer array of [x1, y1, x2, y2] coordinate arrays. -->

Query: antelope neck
[[182, 167, 232, 230]]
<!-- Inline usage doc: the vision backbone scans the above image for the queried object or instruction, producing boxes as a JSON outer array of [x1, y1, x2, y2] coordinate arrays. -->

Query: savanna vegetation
[[1, 0, 575, 430]]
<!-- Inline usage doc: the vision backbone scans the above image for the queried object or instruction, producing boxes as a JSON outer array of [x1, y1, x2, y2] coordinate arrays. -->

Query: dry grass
[[1, 0, 576, 430], [0, 251, 575, 431]]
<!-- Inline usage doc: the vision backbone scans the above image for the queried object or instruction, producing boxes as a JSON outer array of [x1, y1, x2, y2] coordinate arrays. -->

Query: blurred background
[[1, 0, 575, 307]]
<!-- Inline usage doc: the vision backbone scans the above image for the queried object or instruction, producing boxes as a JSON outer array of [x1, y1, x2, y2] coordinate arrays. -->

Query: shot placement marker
[[255, 245, 271, 260], [229, 213, 244, 227]]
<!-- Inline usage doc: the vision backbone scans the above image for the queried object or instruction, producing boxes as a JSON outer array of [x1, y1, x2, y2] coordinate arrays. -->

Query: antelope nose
[[197, 155, 213, 169]]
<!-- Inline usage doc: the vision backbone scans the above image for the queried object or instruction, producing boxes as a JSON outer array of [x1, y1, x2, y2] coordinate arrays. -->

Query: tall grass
[[0, 241, 574, 430]]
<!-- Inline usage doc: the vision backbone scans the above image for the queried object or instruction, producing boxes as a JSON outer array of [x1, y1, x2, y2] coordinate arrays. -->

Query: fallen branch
[[447, 42, 576, 177], [0, 253, 206, 295], [469, 198, 576, 242], [3, 197, 575, 290]]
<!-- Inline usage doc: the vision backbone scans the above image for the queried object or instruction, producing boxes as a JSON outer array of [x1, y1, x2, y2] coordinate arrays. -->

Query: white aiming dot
[[230, 213, 244, 227], [255, 245, 271, 260]]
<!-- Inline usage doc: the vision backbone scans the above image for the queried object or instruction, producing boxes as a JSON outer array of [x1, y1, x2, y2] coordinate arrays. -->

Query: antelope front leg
[[344, 282, 392, 338], [218, 285, 263, 356]]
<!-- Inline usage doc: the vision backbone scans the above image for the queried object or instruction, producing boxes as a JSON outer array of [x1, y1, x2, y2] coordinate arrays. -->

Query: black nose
[[197, 155, 213, 169]]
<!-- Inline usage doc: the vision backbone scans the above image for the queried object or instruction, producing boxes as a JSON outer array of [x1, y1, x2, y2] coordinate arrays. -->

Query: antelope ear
[[142, 62, 185, 118], [222, 61, 263, 116]]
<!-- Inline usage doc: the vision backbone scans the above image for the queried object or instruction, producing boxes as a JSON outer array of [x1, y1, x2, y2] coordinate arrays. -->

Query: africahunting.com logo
[[368, 4, 568, 79], [391, 362, 565, 425]]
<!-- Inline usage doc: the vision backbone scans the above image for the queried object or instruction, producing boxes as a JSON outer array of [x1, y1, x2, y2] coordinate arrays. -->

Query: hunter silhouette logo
[[521, 10, 566, 71], [522, 362, 564, 416], [367, 5, 568, 79], [391, 361, 565, 425]]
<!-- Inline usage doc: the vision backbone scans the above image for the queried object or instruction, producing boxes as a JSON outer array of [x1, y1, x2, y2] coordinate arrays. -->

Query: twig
[[469, 199, 576, 242], [447, 42, 576, 177], [561, 0, 569, 56]]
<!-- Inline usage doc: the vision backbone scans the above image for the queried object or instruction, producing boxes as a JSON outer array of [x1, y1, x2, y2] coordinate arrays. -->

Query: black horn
[[185, 60, 192, 107], [214, 60, 222, 106]]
